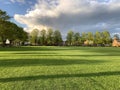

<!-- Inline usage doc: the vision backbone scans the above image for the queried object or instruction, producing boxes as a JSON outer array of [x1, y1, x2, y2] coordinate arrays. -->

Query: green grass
[[0, 46, 120, 90]]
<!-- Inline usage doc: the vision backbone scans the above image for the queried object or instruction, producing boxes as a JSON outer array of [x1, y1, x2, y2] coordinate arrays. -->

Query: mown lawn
[[0, 46, 120, 90]]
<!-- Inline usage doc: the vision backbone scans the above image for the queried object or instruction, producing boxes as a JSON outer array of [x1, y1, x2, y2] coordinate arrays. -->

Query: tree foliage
[[0, 9, 28, 46], [66, 31, 74, 45], [102, 31, 111, 44], [0, 9, 10, 21], [94, 31, 103, 45], [53, 30, 62, 46], [30, 29, 39, 45], [47, 28, 53, 45], [72, 32, 81, 46], [40, 29, 46, 45]]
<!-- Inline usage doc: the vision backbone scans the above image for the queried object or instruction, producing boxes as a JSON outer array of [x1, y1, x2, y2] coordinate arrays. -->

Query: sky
[[0, 0, 120, 37]]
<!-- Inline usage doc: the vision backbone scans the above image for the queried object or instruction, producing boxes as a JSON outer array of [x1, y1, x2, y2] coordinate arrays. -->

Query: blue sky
[[0, 0, 37, 27], [0, 0, 120, 37]]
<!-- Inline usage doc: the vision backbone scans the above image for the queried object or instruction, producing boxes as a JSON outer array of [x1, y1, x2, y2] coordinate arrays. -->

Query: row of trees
[[30, 28, 112, 46], [0, 9, 28, 46], [30, 29, 62, 46], [66, 30, 111, 46], [0, 9, 117, 47]]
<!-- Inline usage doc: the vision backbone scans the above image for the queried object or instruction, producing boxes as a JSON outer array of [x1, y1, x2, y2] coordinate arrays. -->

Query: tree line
[[30, 28, 112, 46], [30, 29, 62, 46], [0, 9, 119, 47]]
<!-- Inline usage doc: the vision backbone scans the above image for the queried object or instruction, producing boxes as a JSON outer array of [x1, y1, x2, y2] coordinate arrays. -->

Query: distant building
[[84, 40, 89, 46], [112, 37, 120, 47], [84, 40, 94, 46], [5, 39, 10, 45]]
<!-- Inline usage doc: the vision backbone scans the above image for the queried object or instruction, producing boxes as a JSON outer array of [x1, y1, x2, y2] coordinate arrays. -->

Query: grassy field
[[0, 46, 120, 90]]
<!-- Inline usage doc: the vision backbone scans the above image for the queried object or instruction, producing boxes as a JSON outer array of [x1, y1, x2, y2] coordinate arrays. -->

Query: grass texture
[[0, 46, 120, 90]]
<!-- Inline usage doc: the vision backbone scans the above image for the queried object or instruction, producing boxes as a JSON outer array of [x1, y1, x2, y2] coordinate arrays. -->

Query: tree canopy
[[0, 9, 28, 46]]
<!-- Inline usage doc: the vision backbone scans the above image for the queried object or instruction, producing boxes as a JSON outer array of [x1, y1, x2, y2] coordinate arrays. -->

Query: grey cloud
[[14, 0, 120, 35]]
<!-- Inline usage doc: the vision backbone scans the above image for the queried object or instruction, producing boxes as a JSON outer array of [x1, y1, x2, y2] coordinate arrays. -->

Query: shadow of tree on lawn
[[0, 71, 120, 82], [0, 58, 107, 67], [0, 46, 72, 51]]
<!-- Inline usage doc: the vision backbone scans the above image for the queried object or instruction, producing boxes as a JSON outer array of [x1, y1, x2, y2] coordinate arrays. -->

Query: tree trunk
[[2, 40, 6, 47]]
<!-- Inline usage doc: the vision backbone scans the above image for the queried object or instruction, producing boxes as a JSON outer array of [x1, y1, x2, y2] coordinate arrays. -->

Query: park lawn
[[0, 46, 120, 90]]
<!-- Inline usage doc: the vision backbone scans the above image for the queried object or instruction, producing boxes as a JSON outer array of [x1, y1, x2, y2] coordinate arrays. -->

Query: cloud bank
[[14, 0, 120, 35]]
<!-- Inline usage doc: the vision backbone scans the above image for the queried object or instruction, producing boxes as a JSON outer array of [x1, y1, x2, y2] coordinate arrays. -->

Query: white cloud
[[14, 0, 120, 34]]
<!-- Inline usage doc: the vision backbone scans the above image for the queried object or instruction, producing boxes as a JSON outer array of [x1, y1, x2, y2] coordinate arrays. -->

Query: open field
[[0, 46, 120, 90]]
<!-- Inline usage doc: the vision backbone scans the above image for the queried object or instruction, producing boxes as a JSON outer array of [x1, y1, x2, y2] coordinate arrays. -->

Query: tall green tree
[[39, 29, 46, 45], [73, 32, 81, 46], [94, 31, 103, 45], [0, 9, 10, 46], [30, 29, 39, 45], [87, 32, 94, 41], [0, 9, 28, 46], [53, 30, 62, 46], [81, 32, 87, 44], [46, 28, 53, 45], [0, 9, 10, 21], [66, 31, 74, 45], [102, 31, 111, 44], [15, 27, 28, 42], [0, 20, 28, 46], [0, 21, 16, 45]]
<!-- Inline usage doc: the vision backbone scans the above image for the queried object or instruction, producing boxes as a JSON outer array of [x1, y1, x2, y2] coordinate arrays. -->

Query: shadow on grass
[[0, 46, 118, 51], [0, 46, 120, 56], [0, 46, 71, 51], [9, 52, 120, 56], [0, 71, 120, 82], [0, 58, 106, 67], [12, 52, 57, 55]]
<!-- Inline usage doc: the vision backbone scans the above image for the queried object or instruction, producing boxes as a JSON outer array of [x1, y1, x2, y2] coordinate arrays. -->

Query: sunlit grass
[[0, 46, 120, 90]]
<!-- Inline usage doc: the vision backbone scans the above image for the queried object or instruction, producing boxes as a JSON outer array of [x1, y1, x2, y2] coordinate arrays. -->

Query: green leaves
[[0, 9, 10, 21], [0, 9, 28, 46], [66, 31, 74, 45], [53, 30, 62, 45]]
